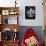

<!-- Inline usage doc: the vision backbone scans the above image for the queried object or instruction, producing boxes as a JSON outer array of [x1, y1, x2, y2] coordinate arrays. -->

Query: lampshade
[[13, 28, 17, 32]]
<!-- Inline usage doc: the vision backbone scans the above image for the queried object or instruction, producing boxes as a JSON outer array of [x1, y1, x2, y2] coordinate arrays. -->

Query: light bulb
[[14, 29, 17, 32]]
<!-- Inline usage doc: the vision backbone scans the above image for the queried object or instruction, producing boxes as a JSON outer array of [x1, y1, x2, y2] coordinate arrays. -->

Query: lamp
[[15, 0, 17, 7], [14, 28, 17, 32]]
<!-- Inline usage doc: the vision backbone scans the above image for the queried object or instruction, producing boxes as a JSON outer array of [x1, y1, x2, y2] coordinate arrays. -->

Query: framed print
[[25, 6, 35, 19], [2, 10, 9, 15]]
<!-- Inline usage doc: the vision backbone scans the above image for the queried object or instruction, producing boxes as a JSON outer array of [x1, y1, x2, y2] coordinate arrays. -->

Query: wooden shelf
[[0, 7, 20, 46], [0, 40, 19, 46], [0, 24, 20, 32], [0, 7, 19, 10], [0, 7, 19, 24]]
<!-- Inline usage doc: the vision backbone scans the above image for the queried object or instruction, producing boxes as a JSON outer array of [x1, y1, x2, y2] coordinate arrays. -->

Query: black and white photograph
[[25, 6, 35, 19]]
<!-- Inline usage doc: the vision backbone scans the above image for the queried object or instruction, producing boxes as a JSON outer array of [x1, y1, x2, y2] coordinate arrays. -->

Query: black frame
[[25, 6, 35, 19]]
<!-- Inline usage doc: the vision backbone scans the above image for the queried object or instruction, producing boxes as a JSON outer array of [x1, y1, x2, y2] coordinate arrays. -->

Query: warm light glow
[[0, 15, 1, 19], [14, 29, 17, 32]]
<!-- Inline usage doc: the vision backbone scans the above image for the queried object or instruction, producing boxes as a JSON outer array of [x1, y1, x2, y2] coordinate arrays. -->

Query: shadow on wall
[[18, 26, 44, 44]]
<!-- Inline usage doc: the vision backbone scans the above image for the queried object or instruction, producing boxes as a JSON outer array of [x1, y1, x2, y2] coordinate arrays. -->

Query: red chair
[[21, 28, 41, 46]]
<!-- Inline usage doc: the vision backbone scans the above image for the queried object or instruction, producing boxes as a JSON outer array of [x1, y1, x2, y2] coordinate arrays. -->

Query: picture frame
[[25, 6, 35, 19], [2, 10, 9, 15]]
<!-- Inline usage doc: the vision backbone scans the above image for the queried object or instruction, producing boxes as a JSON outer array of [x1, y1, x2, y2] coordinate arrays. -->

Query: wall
[[0, 0, 44, 26], [18, 0, 44, 26]]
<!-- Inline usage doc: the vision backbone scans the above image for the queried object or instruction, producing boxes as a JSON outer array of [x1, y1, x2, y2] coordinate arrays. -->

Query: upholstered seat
[[21, 28, 41, 46]]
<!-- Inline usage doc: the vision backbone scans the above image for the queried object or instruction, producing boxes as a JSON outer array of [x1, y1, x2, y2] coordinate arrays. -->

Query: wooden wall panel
[[43, 0, 46, 46], [43, 0, 46, 26], [44, 26, 46, 46]]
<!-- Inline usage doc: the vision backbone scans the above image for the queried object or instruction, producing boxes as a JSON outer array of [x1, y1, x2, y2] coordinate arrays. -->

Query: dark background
[[25, 6, 35, 19]]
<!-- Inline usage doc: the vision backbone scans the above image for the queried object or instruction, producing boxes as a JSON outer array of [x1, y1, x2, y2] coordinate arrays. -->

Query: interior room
[[0, 0, 46, 46]]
